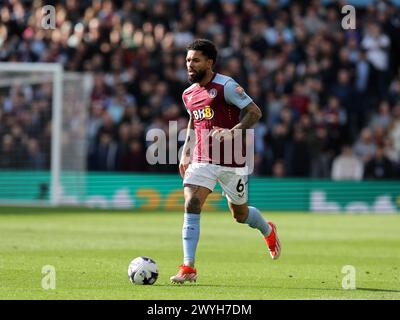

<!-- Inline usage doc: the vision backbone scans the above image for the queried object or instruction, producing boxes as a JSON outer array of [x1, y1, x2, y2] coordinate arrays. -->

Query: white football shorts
[[183, 162, 248, 205]]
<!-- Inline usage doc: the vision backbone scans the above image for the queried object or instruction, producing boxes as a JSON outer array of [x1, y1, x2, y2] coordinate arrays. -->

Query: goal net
[[0, 62, 92, 206]]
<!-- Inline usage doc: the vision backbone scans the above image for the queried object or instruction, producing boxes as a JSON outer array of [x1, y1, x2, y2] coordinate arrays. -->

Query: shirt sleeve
[[224, 80, 253, 109]]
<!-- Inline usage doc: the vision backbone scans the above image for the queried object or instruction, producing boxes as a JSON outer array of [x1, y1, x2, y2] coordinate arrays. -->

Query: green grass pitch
[[0, 206, 399, 300]]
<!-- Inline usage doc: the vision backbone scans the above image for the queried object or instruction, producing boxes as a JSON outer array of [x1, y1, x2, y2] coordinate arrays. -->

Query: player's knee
[[185, 197, 202, 214], [229, 203, 248, 223], [232, 211, 247, 223]]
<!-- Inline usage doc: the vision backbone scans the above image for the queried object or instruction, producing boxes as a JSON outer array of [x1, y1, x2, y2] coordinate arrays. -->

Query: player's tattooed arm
[[211, 102, 261, 141], [232, 102, 262, 134]]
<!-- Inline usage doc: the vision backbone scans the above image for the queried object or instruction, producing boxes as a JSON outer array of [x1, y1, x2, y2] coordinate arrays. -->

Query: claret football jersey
[[182, 73, 253, 167]]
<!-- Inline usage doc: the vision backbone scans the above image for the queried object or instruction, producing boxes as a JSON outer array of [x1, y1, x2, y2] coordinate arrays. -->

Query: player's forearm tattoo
[[232, 104, 262, 133], [238, 109, 260, 128]]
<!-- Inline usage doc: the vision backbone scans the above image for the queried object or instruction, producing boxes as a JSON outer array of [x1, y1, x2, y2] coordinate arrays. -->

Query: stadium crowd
[[1, 0, 400, 179]]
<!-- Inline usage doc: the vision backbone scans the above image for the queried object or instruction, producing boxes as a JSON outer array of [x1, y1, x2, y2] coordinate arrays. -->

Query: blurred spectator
[[269, 122, 290, 165], [389, 102, 400, 162], [383, 136, 399, 166], [330, 69, 354, 112], [352, 49, 370, 134], [323, 96, 347, 128], [0, 135, 20, 168], [272, 159, 285, 178], [120, 139, 148, 172], [323, 96, 348, 156], [303, 7, 324, 36], [361, 22, 391, 100], [286, 128, 311, 177], [364, 146, 394, 179], [353, 128, 377, 163], [310, 126, 334, 178], [89, 132, 118, 171], [290, 81, 310, 119], [388, 78, 400, 105], [265, 91, 283, 129], [26, 138, 45, 170], [253, 122, 268, 175], [369, 100, 392, 130], [331, 145, 363, 181]]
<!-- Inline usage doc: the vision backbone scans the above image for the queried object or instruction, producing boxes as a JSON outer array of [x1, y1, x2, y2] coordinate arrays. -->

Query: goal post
[[0, 62, 92, 207]]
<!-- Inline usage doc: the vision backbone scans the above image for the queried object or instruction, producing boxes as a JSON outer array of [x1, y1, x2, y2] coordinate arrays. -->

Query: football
[[128, 256, 158, 285]]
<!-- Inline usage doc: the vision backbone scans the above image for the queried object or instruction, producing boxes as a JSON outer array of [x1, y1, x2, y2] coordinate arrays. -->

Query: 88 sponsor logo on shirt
[[192, 105, 214, 120]]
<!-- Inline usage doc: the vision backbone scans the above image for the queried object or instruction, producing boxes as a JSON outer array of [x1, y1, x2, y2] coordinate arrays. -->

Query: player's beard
[[188, 69, 207, 84]]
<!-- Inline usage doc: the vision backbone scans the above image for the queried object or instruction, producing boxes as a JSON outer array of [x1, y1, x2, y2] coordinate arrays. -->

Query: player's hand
[[179, 160, 189, 179], [210, 126, 233, 142]]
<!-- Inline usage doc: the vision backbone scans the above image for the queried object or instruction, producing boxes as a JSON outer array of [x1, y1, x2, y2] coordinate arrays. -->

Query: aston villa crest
[[208, 88, 218, 98]]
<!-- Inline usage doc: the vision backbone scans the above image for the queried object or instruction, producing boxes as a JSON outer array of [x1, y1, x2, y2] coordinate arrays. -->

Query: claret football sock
[[244, 206, 271, 237], [182, 213, 200, 267]]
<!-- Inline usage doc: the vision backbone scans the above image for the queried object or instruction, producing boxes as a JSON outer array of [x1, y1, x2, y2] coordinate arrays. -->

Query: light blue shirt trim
[[213, 73, 231, 86], [223, 79, 253, 109]]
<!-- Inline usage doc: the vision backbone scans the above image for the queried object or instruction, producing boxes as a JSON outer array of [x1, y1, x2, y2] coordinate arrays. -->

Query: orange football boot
[[264, 222, 281, 260], [170, 264, 197, 284]]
